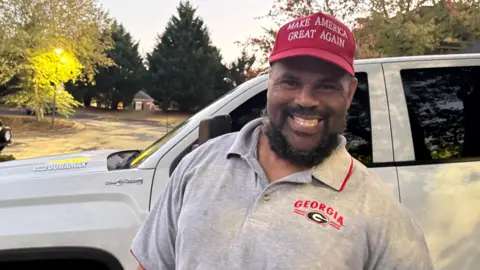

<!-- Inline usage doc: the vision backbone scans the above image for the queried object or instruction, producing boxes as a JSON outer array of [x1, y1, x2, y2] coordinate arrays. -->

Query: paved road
[[1, 109, 169, 160]]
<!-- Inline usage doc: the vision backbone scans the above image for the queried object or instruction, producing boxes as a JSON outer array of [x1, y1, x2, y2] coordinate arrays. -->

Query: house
[[131, 90, 158, 111]]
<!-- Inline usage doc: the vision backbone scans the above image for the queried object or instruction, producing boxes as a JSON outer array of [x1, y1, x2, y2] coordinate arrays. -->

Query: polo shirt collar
[[227, 118, 263, 158], [311, 135, 354, 192], [227, 118, 354, 191]]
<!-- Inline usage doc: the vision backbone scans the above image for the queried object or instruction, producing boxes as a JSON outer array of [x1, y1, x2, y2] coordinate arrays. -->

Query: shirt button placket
[[246, 189, 274, 226]]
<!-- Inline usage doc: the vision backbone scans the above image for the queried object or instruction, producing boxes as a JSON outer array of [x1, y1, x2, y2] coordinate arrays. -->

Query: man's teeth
[[293, 116, 319, 127]]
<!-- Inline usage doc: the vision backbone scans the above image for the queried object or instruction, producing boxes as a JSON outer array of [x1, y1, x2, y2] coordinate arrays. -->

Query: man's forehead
[[272, 58, 346, 81]]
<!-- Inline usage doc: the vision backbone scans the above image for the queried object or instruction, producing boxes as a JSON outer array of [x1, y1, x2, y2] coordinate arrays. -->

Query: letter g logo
[[307, 212, 329, 224]]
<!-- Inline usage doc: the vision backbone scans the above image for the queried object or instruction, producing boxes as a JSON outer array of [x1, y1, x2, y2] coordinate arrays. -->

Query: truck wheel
[[0, 259, 111, 270]]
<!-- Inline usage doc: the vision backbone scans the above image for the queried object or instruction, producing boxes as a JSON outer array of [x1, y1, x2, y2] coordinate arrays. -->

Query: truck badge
[[33, 158, 90, 172]]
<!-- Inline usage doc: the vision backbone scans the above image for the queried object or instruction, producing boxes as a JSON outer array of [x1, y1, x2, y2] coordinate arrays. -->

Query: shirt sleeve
[[366, 194, 435, 270], [130, 156, 189, 270]]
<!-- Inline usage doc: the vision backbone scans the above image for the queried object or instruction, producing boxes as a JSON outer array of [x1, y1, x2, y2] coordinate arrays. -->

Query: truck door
[[383, 56, 480, 270], [350, 63, 398, 200]]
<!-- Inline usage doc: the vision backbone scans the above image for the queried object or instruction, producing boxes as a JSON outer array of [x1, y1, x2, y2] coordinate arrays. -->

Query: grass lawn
[[1, 115, 84, 135], [74, 107, 191, 127], [0, 106, 188, 161]]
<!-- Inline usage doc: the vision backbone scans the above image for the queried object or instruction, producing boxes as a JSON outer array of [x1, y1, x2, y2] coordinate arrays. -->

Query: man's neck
[[257, 131, 308, 182]]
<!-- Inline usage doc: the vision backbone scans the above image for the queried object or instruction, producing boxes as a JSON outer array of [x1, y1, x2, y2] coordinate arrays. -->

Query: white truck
[[0, 53, 479, 270]]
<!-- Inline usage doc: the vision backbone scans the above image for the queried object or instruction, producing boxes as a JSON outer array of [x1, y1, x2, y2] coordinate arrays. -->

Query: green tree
[[227, 49, 257, 87], [240, 0, 480, 65], [5, 49, 83, 120], [354, 1, 480, 58], [0, 0, 114, 119], [84, 21, 146, 109], [237, 0, 366, 67], [146, 0, 230, 112]]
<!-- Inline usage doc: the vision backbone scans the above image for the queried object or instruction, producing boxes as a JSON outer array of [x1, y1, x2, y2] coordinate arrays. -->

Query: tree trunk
[[408, 109, 431, 160], [110, 100, 120, 110], [33, 81, 43, 121], [84, 93, 93, 107]]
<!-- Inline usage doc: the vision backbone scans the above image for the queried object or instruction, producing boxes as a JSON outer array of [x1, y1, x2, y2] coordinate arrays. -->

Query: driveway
[[1, 114, 170, 160]]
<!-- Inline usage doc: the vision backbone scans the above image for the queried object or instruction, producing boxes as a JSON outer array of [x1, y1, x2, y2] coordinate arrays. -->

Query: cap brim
[[269, 48, 354, 76]]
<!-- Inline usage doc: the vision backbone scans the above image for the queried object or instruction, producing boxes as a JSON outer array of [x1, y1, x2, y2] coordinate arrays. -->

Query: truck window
[[168, 90, 268, 175], [400, 65, 480, 162], [345, 72, 373, 166], [230, 90, 267, 132]]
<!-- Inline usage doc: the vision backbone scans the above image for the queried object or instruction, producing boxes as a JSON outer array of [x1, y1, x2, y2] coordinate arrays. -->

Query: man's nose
[[294, 87, 319, 108]]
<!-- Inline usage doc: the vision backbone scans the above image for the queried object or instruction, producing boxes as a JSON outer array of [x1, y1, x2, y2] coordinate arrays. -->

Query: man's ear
[[346, 75, 358, 108]]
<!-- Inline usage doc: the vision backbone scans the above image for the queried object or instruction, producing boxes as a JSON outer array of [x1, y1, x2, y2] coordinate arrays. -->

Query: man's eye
[[282, 80, 299, 87], [317, 84, 338, 91]]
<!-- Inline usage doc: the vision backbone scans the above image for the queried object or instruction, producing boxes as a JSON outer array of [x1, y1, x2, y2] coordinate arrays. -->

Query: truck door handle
[[105, 177, 143, 186]]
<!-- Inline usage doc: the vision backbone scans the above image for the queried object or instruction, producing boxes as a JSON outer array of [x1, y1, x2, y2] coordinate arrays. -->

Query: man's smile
[[287, 114, 323, 134]]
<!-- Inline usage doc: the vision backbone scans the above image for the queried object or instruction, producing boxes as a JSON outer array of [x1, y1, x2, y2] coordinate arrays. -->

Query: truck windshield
[[129, 119, 190, 168], [128, 85, 241, 168]]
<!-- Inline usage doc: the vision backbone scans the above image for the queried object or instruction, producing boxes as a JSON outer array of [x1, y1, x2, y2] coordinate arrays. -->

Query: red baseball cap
[[269, 12, 356, 75]]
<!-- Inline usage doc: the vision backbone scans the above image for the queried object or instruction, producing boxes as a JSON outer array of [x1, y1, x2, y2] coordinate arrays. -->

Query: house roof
[[133, 90, 154, 101]]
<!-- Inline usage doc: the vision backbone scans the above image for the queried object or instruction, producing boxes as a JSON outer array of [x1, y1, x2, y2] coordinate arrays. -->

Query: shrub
[[0, 154, 15, 162]]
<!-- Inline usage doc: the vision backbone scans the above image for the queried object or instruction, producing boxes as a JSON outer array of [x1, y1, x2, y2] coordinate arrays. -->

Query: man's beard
[[261, 106, 343, 167]]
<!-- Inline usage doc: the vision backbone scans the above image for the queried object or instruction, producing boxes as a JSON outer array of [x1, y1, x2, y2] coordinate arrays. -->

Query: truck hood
[[0, 149, 120, 180]]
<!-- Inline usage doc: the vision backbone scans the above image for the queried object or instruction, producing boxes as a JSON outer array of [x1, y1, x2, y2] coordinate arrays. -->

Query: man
[[131, 11, 434, 270]]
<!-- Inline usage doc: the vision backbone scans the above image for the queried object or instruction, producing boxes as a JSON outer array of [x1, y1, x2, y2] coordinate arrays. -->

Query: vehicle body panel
[[0, 151, 154, 269], [383, 55, 480, 270], [0, 149, 119, 180]]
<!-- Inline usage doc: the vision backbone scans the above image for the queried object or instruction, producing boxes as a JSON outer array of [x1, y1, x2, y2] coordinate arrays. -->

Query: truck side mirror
[[192, 114, 232, 150], [170, 114, 232, 176]]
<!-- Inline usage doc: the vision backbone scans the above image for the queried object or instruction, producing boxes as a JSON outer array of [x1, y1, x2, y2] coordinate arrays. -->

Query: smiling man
[[131, 11, 434, 270]]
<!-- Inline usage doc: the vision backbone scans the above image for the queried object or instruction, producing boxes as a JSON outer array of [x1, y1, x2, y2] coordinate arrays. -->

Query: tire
[[0, 259, 110, 270]]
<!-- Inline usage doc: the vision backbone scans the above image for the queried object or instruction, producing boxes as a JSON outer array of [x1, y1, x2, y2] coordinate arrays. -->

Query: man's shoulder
[[180, 131, 240, 166], [350, 159, 395, 199], [350, 160, 432, 268], [347, 160, 400, 214], [350, 159, 419, 226], [195, 131, 239, 154]]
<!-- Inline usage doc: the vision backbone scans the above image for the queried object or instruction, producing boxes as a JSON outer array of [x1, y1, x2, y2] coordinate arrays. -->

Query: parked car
[[0, 120, 12, 152], [0, 53, 479, 270]]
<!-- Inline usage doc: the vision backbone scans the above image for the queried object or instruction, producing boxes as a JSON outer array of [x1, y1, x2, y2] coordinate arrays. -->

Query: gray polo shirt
[[131, 118, 434, 270]]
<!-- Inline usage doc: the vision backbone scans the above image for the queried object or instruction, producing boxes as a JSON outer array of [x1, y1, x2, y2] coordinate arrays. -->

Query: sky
[[99, 0, 275, 64]]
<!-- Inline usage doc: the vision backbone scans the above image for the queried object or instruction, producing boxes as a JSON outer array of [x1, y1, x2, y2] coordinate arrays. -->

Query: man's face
[[264, 56, 358, 167]]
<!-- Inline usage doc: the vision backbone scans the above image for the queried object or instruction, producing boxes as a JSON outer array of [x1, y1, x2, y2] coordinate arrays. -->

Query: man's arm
[[365, 193, 435, 270], [130, 157, 189, 270]]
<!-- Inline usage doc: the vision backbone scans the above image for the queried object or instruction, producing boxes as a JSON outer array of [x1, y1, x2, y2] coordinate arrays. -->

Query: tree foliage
[[83, 21, 146, 109], [0, 0, 114, 84], [240, 0, 480, 66], [226, 49, 257, 87], [146, 0, 231, 112], [354, 1, 480, 58], [5, 49, 83, 119], [0, 0, 113, 119], [238, 0, 366, 66]]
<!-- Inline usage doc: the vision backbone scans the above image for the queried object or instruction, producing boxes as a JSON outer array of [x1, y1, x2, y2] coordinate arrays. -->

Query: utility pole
[[51, 48, 63, 129], [51, 66, 57, 129]]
